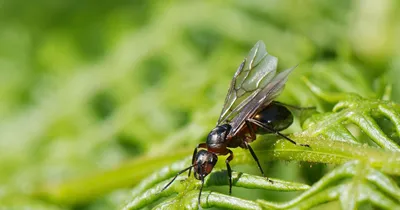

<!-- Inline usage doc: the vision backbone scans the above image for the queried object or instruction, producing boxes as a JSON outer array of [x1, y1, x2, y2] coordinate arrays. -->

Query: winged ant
[[161, 41, 311, 208]]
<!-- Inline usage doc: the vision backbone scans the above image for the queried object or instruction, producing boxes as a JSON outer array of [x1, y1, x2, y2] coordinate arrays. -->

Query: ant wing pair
[[218, 40, 296, 138]]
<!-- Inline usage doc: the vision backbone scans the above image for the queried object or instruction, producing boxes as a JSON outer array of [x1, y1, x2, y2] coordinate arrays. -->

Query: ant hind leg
[[247, 118, 309, 147]]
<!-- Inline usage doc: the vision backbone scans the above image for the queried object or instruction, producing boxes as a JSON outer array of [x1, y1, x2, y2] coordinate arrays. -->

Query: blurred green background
[[1, 0, 400, 209]]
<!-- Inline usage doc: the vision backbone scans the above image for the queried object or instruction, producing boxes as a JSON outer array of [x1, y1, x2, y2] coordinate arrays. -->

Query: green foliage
[[1, 0, 400, 210], [122, 91, 400, 209]]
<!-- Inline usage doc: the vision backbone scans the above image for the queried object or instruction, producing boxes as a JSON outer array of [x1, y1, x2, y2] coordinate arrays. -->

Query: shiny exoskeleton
[[161, 41, 312, 209], [189, 102, 307, 193], [192, 102, 293, 176], [162, 102, 309, 208]]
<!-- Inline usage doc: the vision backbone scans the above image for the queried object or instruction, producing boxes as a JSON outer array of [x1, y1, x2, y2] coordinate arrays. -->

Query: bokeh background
[[1, 0, 400, 209]]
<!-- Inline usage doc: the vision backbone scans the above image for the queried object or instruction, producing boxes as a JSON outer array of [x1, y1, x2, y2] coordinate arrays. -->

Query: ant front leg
[[244, 120, 273, 183], [189, 143, 207, 177], [247, 118, 309, 147], [225, 149, 234, 195]]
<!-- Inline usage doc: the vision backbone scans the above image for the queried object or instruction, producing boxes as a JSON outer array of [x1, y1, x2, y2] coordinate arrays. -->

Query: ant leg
[[273, 101, 315, 110], [225, 149, 234, 195], [244, 141, 273, 183], [189, 143, 207, 177], [244, 121, 272, 183], [247, 118, 310, 147]]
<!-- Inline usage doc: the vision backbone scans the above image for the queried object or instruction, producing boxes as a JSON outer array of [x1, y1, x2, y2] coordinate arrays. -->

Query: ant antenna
[[161, 164, 195, 192]]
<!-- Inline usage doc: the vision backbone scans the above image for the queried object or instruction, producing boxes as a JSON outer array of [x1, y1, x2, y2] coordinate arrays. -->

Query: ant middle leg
[[244, 141, 273, 183], [244, 120, 273, 183]]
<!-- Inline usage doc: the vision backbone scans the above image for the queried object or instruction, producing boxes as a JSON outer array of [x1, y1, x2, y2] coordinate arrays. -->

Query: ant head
[[193, 150, 218, 180]]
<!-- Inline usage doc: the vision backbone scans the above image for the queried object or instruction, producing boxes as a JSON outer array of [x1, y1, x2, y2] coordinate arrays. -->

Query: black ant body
[[161, 41, 310, 209]]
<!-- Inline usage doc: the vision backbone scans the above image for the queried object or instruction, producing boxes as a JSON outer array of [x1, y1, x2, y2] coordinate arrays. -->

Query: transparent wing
[[217, 41, 278, 125], [227, 66, 296, 137]]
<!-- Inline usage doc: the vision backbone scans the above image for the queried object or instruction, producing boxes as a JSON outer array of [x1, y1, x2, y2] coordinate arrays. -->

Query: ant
[[161, 41, 311, 209]]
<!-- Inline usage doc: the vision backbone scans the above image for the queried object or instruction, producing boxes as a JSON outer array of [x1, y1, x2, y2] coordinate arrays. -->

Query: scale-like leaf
[[120, 91, 400, 210]]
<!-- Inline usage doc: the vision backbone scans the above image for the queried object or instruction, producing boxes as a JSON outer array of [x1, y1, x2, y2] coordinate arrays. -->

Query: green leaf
[[119, 91, 400, 209]]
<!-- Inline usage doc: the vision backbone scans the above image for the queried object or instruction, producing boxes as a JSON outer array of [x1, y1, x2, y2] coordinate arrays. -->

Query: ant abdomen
[[254, 102, 293, 133]]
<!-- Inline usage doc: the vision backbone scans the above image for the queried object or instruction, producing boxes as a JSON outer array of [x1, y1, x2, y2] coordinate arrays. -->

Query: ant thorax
[[205, 124, 231, 154]]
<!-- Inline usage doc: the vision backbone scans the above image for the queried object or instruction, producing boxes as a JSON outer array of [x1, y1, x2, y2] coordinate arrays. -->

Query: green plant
[[115, 41, 400, 209], [2, 1, 400, 210], [121, 87, 400, 209], [34, 34, 400, 210]]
